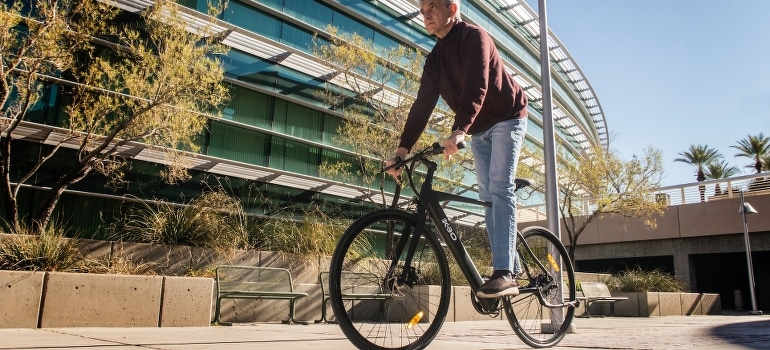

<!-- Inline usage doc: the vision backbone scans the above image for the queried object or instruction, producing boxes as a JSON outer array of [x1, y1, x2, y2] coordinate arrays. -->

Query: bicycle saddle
[[514, 178, 534, 191]]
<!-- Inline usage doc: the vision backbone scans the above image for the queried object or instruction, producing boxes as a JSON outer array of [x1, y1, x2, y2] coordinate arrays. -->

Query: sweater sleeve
[[398, 59, 440, 151], [452, 28, 491, 133]]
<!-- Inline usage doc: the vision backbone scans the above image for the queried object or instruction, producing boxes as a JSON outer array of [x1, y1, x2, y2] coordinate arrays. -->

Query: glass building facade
[[6, 0, 607, 234]]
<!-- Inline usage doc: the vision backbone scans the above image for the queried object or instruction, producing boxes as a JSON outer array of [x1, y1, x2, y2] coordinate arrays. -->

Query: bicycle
[[328, 142, 578, 349]]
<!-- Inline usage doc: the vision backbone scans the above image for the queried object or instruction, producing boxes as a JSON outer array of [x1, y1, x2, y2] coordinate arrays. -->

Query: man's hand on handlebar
[[441, 130, 466, 160], [385, 147, 409, 177], [386, 136, 466, 177]]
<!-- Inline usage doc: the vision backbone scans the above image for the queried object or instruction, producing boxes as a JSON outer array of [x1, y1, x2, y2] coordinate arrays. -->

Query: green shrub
[[0, 224, 83, 271], [109, 190, 250, 254], [185, 266, 216, 278], [604, 267, 686, 292], [74, 256, 159, 275], [257, 205, 347, 259]]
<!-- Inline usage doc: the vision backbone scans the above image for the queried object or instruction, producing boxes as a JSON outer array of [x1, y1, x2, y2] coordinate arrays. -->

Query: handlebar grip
[[435, 141, 466, 150], [429, 141, 466, 155]]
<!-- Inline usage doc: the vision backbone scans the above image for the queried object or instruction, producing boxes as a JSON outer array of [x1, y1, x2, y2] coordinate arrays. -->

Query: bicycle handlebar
[[381, 141, 466, 174]]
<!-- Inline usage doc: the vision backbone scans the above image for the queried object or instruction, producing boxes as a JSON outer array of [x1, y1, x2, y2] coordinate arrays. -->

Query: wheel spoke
[[329, 210, 451, 350], [504, 226, 576, 348]]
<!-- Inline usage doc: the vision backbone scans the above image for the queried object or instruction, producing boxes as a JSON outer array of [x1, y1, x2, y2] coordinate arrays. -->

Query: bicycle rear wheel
[[328, 209, 451, 350], [503, 226, 576, 348]]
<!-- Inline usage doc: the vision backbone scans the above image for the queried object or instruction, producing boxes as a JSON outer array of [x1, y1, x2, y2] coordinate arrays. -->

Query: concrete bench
[[315, 271, 391, 323], [214, 265, 308, 325], [578, 281, 628, 317]]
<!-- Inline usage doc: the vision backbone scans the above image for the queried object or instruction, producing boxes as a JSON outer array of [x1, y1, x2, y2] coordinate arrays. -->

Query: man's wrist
[[393, 147, 408, 160]]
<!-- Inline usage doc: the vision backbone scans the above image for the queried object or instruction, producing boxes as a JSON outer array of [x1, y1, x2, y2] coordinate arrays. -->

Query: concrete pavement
[[1, 314, 769, 349]]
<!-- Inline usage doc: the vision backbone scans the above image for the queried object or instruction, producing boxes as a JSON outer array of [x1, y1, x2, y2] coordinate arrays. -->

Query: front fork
[[386, 207, 426, 290]]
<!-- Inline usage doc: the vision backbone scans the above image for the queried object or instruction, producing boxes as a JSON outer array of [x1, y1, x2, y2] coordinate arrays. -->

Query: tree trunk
[[31, 168, 91, 233], [697, 168, 706, 202], [31, 186, 67, 234], [0, 140, 21, 232], [1, 186, 20, 232]]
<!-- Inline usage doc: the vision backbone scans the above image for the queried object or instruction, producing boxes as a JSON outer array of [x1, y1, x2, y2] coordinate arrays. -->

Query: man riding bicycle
[[386, 0, 528, 299]]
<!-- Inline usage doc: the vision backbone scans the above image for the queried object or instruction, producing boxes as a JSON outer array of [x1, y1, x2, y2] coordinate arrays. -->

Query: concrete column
[[671, 240, 694, 291]]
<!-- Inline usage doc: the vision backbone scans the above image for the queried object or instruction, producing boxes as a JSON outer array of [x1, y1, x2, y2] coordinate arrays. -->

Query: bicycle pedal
[[483, 298, 501, 313]]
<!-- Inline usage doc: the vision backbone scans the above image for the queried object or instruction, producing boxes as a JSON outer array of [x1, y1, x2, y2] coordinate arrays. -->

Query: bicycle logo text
[[441, 218, 457, 241]]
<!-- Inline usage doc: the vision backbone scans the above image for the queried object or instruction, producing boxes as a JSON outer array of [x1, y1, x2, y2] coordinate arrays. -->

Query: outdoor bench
[[315, 271, 391, 323], [215, 265, 308, 325], [577, 281, 629, 317]]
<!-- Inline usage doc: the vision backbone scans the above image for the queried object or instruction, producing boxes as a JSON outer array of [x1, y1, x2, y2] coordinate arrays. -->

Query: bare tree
[[558, 146, 667, 263], [0, 0, 229, 233]]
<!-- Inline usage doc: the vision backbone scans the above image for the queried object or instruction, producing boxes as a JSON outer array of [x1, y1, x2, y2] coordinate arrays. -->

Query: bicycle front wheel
[[504, 226, 576, 348], [328, 209, 451, 350]]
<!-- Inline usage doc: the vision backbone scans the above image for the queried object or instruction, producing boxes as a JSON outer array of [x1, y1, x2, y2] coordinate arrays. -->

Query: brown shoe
[[476, 273, 519, 298]]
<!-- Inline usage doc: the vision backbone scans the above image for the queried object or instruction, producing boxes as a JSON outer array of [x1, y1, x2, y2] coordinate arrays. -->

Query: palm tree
[[762, 153, 770, 173], [674, 144, 721, 202], [731, 133, 770, 174], [704, 160, 740, 196]]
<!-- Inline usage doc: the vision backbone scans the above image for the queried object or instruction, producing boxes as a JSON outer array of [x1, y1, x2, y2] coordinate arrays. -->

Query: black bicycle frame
[[402, 156, 499, 312], [384, 149, 577, 315]]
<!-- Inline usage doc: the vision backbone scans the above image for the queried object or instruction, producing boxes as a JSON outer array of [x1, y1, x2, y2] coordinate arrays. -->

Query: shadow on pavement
[[710, 318, 770, 349]]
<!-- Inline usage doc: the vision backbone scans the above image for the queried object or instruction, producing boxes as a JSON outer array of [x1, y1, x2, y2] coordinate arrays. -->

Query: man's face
[[420, 1, 456, 39]]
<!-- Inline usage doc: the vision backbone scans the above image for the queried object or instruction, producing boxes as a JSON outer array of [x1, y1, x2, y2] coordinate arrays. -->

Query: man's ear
[[449, 3, 458, 16]]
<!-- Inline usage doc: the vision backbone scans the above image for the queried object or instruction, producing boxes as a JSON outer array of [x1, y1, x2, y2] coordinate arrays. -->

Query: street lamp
[[739, 191, 761, 315]]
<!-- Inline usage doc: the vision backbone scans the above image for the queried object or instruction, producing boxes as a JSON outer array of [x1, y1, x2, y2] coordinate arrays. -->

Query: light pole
[[739, 191, 761, 315]]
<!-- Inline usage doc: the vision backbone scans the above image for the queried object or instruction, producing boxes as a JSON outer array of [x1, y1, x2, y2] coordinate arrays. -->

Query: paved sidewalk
[[1, 314, 769, 349]]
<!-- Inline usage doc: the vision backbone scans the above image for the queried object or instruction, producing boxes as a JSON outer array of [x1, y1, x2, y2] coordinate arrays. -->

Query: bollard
[[734, 290, 743, 311]]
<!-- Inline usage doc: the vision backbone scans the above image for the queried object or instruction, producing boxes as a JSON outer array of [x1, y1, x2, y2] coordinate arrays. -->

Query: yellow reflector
[[406, 311, 423, 329], [547, 254, 560, 272]]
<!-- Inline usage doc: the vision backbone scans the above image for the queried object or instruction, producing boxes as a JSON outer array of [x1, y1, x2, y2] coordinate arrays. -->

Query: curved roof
[[101, 0, 609, 226], [494, 0, 609, 150]]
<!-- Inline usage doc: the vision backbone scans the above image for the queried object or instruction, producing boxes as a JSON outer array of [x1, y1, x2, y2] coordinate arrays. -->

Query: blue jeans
[[471, 117, 527, 274]]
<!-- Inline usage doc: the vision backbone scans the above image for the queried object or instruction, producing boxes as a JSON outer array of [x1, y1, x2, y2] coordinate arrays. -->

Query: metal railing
[[517, 172, 770, 223], [653, 172, 770, 206]]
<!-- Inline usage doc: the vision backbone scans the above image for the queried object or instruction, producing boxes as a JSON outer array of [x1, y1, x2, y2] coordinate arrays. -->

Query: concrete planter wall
[[0, 240, 724, 328], [0, 270, 44, 328], [573, 272, 721, 317], [0, 270, 213, 328], [588, 292, 721, 317]]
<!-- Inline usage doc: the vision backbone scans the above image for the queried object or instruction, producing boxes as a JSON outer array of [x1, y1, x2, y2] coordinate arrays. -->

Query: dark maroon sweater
[[398, 21, 528, 151]]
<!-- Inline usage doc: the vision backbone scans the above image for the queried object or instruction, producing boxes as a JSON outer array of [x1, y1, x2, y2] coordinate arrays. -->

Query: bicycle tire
[[503, 226, 576, 348], [329, 209, 451, 350]]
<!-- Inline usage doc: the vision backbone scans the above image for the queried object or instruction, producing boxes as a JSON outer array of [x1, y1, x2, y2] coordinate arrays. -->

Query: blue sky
[[524, 0, 770, 186]]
